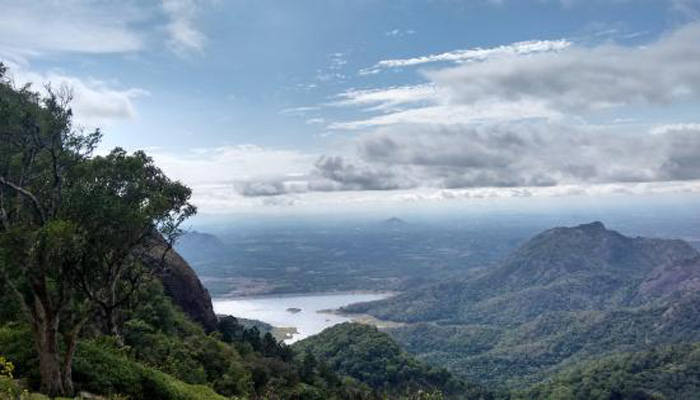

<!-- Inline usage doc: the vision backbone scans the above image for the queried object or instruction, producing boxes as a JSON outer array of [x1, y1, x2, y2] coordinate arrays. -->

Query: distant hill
[[175, 231, 229, 263], [383, 217, 408, 227], [344, 222, 700, 387]]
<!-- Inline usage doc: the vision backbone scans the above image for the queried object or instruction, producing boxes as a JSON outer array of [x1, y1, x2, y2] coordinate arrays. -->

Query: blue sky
[[2, 0, 700, 214]]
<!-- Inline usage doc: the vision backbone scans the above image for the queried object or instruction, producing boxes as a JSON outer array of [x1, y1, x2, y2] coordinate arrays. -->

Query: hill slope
[[343, 223, 700, 387], [514, 343, 700, 400], [293, 322, 491, 399]]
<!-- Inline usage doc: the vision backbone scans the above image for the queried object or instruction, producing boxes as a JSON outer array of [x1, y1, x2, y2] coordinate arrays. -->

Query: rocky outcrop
[[141, 236, 218, 332]]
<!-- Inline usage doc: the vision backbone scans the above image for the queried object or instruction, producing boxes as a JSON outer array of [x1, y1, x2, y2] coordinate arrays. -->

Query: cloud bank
[[245, 23, 700, 205]]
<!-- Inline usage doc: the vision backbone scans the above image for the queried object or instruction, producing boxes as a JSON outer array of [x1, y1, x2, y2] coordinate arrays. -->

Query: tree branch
[[0, 176, 45, 224]]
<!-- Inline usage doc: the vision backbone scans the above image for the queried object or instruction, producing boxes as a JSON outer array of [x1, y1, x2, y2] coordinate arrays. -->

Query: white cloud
[[360, 39, 571, 75], [328, 102, 559, 130], [144, 145, 320, 212], [0, 1, 145, 64], [258, 23, 700, 210], [5, 67, 149, 128], [152, 145, 317, 185], [651, 123, 700, 135], [430, 23, 700, 112], [331, 85, 441, 111], [238, 121, 700, 200], [161, 0, 208, 56]]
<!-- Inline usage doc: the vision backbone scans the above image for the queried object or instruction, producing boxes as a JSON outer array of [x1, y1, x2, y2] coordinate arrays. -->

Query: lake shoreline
[[212, 291, 397, 343], [212, 289, 399, 301]]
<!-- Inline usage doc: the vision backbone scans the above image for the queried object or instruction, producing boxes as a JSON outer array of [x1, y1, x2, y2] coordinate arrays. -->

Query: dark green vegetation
[[512, 344, 700, 400], [0, 65, 462, 399], [345, 222, 700, 393], [293, 323, 485, 399]]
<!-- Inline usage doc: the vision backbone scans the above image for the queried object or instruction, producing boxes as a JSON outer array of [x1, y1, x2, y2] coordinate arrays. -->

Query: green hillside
[[513, 343, 700, 400], [345, 223, 700, 387], [293, 323, 487, 399]]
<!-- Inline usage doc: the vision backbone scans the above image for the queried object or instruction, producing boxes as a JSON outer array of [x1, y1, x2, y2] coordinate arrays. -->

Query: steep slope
[[142, 236, 218, 332], [344, 223, 700, 387]]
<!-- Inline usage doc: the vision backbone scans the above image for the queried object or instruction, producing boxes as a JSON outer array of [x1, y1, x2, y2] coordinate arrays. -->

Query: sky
[[2, 0, 700, 215]]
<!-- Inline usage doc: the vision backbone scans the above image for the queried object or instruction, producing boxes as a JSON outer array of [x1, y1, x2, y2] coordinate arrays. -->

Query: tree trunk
[[62, 331, 79, 396], [35, 319, 65, 397], [104, 281, 124, 346]]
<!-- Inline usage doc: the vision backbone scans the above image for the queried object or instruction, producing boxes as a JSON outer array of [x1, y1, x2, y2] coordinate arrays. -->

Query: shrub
[[0, 356, 13, 378], [72, 340, 228, 400]]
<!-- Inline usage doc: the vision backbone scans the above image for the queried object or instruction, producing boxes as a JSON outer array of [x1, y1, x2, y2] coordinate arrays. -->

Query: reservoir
[[213, 292, 392, 343]]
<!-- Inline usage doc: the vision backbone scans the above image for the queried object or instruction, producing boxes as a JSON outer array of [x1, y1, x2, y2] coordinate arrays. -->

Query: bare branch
[[0, 176, 45, 224]]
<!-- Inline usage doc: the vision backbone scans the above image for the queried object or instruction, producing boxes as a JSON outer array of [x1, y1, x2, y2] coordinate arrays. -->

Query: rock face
[[142, 236, 218, 332]]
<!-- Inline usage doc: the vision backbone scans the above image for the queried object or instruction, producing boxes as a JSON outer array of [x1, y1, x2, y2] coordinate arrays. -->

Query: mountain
[[383, 217, 408, 227], [344, 222, 700, 387], [175, 231, 229, 263]]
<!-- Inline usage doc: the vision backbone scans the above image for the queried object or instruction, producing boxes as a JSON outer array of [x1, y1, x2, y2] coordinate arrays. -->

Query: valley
[[183, 212, 700, 396]]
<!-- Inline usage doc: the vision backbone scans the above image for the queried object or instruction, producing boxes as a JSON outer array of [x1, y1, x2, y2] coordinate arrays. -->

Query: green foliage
[[513, 344, 700, 400], [0, 356, 13, 378], [0, 376, 20, 399], [0, 324, 39, 387], [72, 339, 228, 400], [294, 323, 483, 399], [120, 279, 251, 397], [0, 63, 196, 396]]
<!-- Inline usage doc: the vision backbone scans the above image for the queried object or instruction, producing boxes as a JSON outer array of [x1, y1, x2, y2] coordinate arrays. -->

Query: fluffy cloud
[[4, 67, 149, 128], [241, 23, 700, 206], [429, 23, 700, 112], [235, 122, 700, 197], [161, 0, 209, 56], [0, 1, 145, 61], [0, 1, 212, 61]]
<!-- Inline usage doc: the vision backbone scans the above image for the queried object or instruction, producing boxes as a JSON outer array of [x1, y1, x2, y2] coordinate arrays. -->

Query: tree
[[218, 315, 244, 343], [300, 351, 317, 384], [261, 332, 279, 357], [0, 64, 195, 396]]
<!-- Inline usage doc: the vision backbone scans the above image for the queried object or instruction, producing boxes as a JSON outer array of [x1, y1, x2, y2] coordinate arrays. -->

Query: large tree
[[0, 64, 195, 396]]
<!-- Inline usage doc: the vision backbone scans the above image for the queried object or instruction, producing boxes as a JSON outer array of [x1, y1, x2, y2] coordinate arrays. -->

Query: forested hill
[[293, 323, 490, 399], [344, 222, 700, 387]]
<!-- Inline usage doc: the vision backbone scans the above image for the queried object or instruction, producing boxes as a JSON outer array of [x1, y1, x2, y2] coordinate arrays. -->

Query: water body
[[213, 292, 392, 343]]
